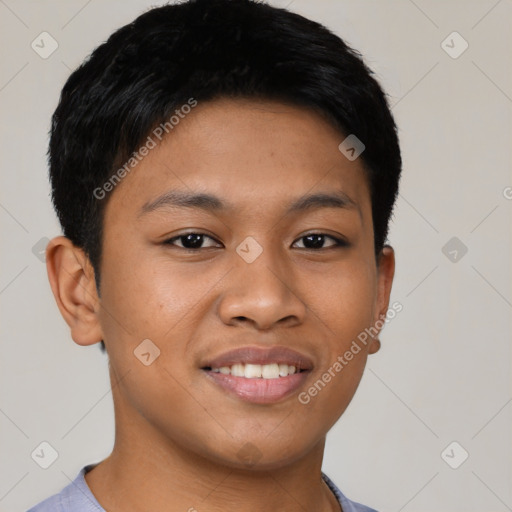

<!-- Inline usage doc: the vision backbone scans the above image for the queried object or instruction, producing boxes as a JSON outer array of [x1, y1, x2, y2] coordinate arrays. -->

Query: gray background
[[1, 0, 511, 510]]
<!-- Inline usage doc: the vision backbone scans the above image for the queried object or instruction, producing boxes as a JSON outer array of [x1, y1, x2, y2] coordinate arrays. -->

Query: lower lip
[[203, 370, 309, 404]]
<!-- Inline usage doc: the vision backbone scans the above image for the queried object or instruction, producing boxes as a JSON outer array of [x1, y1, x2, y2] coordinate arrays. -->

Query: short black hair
[[49, 0, 402, 352]]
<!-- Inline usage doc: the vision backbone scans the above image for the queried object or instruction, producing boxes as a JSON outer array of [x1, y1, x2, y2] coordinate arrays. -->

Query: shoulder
[[322, 472, 379, 512], [26, 465, 104, 512], [26, 490, 64, 512]]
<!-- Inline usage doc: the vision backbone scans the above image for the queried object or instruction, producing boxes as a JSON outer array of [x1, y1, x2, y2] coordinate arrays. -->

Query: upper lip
[[201, 346, 314, 371]]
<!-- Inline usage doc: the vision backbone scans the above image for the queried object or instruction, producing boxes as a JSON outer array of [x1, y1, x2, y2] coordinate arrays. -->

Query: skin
[[46, 98, 395, 512]]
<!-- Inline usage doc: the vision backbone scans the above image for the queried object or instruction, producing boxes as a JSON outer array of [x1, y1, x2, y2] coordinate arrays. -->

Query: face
[[87, 98, 394, 469]]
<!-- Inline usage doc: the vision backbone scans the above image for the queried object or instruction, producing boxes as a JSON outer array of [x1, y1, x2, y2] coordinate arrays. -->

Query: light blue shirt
[[27, 463, 378, 512]]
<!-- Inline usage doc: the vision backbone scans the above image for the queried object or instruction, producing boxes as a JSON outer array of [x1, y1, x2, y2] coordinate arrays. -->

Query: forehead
[[106, 98, 371, 222]]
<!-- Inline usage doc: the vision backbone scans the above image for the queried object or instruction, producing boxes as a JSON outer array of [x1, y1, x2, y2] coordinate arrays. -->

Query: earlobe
[[46, 236, 103, 346], [368, 337, 381, 355]]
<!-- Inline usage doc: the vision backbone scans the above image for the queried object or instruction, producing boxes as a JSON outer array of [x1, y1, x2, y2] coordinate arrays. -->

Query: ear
[[368, 244, 395, 355], [45, 236, 103, 346]]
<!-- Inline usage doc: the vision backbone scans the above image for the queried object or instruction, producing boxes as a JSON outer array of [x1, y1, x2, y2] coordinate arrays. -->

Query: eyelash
[[162, 232, 348, 252]]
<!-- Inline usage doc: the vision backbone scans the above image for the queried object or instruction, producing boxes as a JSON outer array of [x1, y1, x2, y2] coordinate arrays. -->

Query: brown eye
[[293, 233, 347, 250], [163, 232, 222, 250]]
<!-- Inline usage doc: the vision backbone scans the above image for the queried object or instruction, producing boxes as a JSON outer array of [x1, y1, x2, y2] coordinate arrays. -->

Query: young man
[[28, 0, 401, 510]]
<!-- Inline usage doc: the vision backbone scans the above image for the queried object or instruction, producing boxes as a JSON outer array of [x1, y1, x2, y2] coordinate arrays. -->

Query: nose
[[217, 245, 307, 331]]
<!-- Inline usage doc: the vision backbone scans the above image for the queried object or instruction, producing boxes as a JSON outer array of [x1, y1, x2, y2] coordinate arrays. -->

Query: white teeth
[[244, 364, 262, 378], [231, 363, 245, 377], [210, 363, 299, 378], [261, 363, 280, 379]]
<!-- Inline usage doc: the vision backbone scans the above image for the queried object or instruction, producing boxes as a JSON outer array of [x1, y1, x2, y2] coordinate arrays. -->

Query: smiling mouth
[[200, 345, 313, 403], [202, 362, 307, 379], [201, 363, 311, 404]]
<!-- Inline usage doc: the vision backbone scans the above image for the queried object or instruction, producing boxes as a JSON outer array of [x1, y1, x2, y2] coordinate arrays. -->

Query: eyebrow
[[139, 189, 360, 217]]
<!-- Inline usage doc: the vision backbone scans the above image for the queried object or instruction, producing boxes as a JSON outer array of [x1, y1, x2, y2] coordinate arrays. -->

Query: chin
[[204, 437, 315, 472]]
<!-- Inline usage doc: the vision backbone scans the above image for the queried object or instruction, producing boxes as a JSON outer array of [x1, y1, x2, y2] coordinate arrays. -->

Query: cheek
[[297, 262, 376, 419], [312, 260, 377, 342], [97, 244, 228, 387], [98, 243, 194, 340]]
